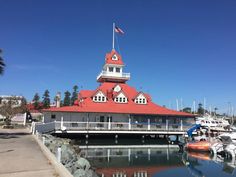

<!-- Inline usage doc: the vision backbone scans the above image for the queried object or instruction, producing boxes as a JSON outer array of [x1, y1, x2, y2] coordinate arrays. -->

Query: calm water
[[77, 139, 236, 177]]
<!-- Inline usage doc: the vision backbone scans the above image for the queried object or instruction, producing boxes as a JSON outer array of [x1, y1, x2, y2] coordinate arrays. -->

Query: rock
[[73, 169, 97, 177], [41, 134, 98, 176], [60, 144, 78, 165], [73, 145, 81, 154], [73, 169, 87, 177], [76, 158, 91, 171]]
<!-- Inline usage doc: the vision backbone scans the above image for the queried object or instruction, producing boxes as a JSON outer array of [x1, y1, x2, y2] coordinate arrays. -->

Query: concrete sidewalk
[[0, 128, 57, 177]]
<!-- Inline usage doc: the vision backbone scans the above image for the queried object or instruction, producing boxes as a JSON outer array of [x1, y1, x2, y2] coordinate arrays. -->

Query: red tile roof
[[105, 49, 124, 65], [44, 82, 193, 117]]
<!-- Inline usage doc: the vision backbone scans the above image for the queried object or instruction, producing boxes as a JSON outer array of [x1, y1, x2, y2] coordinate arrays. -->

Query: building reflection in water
[[78, 139, 236, 177], [80, 144, 183, 177]]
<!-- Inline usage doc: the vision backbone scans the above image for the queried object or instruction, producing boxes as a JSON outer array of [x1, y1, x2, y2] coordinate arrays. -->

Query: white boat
[[195, 114, 230, 129], [210, 133, 236, 158]]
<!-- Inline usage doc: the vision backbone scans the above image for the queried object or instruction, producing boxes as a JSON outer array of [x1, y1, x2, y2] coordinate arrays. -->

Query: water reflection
[[78, 139, 236, 177]]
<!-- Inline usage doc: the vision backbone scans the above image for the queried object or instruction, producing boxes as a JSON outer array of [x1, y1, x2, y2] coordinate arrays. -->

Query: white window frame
[[134, 93, 147, 105], [93, 91, 107, 103]]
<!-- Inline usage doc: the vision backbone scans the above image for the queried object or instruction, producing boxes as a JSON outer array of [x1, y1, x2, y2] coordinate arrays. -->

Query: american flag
[[114, 26, 124, 34]]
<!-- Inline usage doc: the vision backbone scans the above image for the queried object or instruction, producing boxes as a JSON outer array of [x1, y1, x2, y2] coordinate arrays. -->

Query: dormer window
[[93, 91, 107, 103], [112, 54, 118, 60], [134, 93, 147, 104], [114, 92, 128, 103]]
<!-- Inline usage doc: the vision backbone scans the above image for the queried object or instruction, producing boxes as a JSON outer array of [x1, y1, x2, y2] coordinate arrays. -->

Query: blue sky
[[0, 0, 235, 114]]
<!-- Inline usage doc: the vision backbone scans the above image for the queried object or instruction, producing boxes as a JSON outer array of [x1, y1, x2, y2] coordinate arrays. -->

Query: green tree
[[42, 90, 50, 108], [71, 85, 78, 105], [33, 93, 40, 109], [183, 107, 192, 113], [63, 91, 71, 106], [197, 103, 204, 115], [0, 49, 6, 75]]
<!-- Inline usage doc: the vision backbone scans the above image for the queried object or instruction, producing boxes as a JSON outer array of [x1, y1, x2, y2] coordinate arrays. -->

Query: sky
[[0, 0, 236, 114]]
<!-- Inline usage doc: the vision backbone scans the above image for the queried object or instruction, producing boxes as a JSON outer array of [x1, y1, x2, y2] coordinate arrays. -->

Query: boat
[[210, 132, 236, 157], [188, 151, 211, 161], [195, 114, 230, 130], [186, 141, 211, 152]]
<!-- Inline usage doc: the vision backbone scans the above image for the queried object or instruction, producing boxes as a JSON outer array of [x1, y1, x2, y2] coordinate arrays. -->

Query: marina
[[75, 139, 236, 177]]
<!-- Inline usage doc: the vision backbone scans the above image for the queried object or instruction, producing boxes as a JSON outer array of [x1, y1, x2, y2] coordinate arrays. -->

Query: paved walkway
[[0, 128, 57, 177]]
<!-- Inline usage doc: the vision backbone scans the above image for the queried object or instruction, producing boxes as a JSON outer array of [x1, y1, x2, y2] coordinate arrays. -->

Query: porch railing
[[54, 121, 193, 132]]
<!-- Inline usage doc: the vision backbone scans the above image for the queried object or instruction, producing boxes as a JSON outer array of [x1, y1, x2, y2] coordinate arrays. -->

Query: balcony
[[97, 71, 130, 82]]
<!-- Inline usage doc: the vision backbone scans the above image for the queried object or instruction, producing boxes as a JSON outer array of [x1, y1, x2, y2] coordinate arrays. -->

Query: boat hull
[[186, 141, 211, 152]]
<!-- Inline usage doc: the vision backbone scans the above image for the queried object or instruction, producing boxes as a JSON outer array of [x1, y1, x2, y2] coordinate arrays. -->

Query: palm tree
[[0, 49, 6, 75]]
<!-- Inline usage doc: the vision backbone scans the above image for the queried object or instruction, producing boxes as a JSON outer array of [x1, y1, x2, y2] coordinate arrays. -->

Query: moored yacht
[[195, 114, 230, 129]]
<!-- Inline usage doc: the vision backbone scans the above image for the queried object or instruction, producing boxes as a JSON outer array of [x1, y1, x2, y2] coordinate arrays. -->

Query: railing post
[[42, 115, 45, 123], [23, 112, 27, 126], [108, 117, 111, 130], [57, 147, 61, 162], [128, 148, 131, 162], [86, 120, 89, 130], [60, 116, 63, 130], [180, 120, 183, 131], [42, 136, 45, 145], [129, 118, 131, 130], [148, 119, 150, 130], [166, 120, 168, 130], [107, 149, 110, 162]]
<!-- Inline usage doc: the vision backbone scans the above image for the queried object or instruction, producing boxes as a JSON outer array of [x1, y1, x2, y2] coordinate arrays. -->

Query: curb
[[33, 134, 73, 177]]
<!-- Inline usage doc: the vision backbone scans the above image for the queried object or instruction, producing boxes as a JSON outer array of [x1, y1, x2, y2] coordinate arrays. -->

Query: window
[[102, 97, 105, 102], [116, 67, 120, 73], [109, 67, 113, 72], [51, 114, 56, 119], [135, 98, 147, 104], [112, 54, 118, 60], [115, 95, 127, 103], [94, 96, 97, 101], [98, 96, 101, 101], [123, 98, 126, 102], [143, 99, 146, 104]]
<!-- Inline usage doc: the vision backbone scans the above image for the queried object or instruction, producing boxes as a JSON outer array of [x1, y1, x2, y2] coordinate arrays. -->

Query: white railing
[[32, 121, 56, 134], [97, 71, 130, 80], [54, 121, 193, 132]]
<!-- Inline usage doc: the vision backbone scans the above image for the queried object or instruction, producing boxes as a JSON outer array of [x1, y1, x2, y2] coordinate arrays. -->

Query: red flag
[[115, 26, 124, 34]]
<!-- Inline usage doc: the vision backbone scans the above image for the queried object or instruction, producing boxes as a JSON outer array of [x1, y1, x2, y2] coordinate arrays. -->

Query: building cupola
[[97, 49, 130, 83]]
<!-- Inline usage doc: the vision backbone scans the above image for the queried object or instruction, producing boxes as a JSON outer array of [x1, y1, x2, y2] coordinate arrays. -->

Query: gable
[[136, 93, 146, 100], [92, 90, 107, 102], [135, 92, 147, 104], [95, 91, 106, 97], [116, 92, 126, 98]]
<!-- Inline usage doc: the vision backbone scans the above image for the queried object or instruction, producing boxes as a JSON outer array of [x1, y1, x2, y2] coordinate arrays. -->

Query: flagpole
[[112, 22, 115, 49]]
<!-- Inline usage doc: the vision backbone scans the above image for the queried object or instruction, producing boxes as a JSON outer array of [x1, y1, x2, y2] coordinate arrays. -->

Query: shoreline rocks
[[42, 134, 98, 177]]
